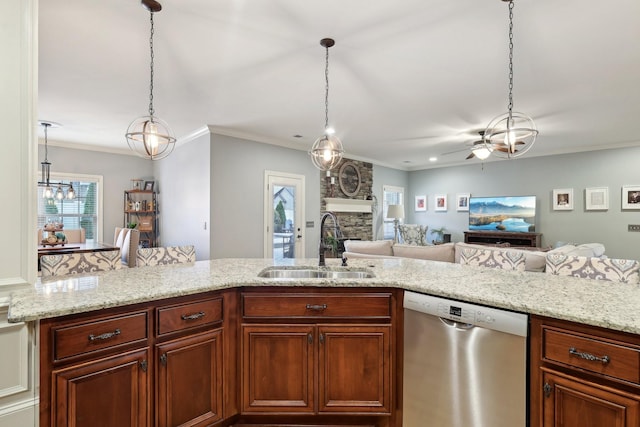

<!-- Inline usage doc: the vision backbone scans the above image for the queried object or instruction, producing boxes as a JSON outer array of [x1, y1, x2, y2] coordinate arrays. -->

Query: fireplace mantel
[[324, 198, 373, 213]]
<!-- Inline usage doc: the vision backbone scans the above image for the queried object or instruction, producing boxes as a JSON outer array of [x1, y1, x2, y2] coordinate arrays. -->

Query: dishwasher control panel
[[403, 291, 528, 337]]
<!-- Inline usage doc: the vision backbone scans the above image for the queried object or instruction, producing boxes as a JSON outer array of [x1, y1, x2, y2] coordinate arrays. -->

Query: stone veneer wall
[[320, 159, 373, 241]]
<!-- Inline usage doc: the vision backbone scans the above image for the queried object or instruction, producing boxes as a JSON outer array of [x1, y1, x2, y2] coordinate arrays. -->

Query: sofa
[[342, 239, 639, 282]]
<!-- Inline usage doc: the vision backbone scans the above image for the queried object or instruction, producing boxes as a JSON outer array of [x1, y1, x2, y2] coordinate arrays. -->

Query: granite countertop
[[8, 257, 640, 334]]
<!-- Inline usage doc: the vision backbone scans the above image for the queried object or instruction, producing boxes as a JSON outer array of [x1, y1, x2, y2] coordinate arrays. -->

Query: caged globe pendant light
[[125, 0, 176, 160], [483, 0, 538, 159], [309, 38, 344, 171]]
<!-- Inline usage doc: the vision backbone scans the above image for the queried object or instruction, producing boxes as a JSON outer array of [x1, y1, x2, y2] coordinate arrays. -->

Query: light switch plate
[[628, 224, 640, 232]]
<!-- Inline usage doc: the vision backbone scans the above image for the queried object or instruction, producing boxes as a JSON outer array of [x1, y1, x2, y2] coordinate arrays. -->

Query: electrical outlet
[[628, 224, 640, 232]]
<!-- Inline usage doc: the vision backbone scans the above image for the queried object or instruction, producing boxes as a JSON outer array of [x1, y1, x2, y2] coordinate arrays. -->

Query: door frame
[[263, 171, 305, 259]]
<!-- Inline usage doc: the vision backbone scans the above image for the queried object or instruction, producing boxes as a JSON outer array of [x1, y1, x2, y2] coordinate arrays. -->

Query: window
[[37, 173, 103, 242], [382, 185, 404, 240]]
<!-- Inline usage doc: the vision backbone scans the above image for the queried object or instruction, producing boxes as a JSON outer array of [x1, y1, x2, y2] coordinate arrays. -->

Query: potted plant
[[324, 234, 338, 258], [430, 226, 447, 244]]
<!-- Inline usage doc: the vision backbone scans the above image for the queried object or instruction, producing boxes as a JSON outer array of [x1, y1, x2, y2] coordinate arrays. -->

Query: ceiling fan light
[[472, 146, 491, 160]]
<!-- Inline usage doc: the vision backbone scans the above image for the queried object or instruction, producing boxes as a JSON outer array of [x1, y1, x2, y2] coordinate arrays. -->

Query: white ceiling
[[38, 0, 640, 170]]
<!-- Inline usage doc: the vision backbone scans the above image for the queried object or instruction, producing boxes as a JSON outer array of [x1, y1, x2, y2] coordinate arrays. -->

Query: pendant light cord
[[43, 122, 49, 163], [148, 12, 155, 117], [324, 45, 330, 131], [507, 0, 514, 118]]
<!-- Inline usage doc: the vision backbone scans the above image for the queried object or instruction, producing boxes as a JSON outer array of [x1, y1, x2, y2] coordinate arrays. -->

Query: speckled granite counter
[[8, 257, 640, 334]]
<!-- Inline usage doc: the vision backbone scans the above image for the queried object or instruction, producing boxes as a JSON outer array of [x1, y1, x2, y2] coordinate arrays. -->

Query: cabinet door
[[52, 348, 150, 427], [241, 324, 315, 413], [542, 370, 640, 427], [318, 325, 391, 414], [156, 329, 223, 427]]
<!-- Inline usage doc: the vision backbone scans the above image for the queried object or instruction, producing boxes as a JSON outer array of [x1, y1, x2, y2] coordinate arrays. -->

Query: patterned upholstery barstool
[[136, 245, 196, 267], [40, 250, 122, 277]]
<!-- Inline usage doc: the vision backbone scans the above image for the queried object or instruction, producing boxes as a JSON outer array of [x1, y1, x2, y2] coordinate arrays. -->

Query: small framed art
[[434, 194, 447, 212], [585, 187, 609, 210], [622, 186, 640, 210], [553, 188, 573, 210], [415, 195, 427, 212], [456, 193, 470, 212], [144, 180, 155, 191]]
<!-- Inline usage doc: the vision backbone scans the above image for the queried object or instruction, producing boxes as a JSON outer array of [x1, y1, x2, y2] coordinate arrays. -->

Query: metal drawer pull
[[88, 328, 121, 341], [569, 347, 610, 364], [306, 304, 327, 311], [181, 311, 205, 321]]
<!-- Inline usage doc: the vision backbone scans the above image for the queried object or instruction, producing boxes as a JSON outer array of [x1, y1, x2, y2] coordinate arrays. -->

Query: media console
[[464, 231, 541, 248]]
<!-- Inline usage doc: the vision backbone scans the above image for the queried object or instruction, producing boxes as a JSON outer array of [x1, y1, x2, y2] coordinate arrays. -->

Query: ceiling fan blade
[[465, 152, 475, 160]]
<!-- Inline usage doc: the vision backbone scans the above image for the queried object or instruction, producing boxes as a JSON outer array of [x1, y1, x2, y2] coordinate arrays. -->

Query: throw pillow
[[459, 247, 526, 271]]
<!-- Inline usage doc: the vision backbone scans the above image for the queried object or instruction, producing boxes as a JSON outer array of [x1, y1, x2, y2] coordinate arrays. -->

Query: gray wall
[[39, 145, 154, 242], [154, 134, 211, 260], [210, 133, 322, 259], [407, 146, 640, 259]]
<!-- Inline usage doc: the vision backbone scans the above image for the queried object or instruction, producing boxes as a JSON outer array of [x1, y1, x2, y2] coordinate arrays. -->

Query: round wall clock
[[338, 161, 361, 197]]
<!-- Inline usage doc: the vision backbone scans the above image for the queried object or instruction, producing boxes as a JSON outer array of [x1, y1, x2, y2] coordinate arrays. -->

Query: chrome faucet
[[319, 212, 342, 267]]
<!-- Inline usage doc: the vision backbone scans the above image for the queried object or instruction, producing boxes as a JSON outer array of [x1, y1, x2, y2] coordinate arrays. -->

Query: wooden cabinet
[[156, 330, 224, 427], [40, 291, 235, 427], [51, 348, 151, 427], [464, 230, 541, 247], [124, 190, 158, 247], [530, 315, 640, 427], [239, 288, 399, 426]]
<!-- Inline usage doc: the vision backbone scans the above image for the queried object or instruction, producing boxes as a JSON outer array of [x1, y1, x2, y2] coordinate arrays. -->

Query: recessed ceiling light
[[293, 134, 303, 138], [429, 157, 437, 162]]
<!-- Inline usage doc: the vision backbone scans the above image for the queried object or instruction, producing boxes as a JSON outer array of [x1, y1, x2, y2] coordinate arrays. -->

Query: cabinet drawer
[[53, 311, 148, 361], [542, 326, 640, 384], [157, 297, 223, 336], [242, 293, 391, 319]]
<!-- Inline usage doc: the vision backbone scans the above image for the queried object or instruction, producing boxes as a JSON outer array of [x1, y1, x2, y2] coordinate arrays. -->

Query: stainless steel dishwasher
[[403, 291, 529, 427]]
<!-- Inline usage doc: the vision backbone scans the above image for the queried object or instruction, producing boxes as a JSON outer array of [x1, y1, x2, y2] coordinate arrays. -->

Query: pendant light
[[483, 0, 538, 159], [125, 0, 176, 160], [38, 121, 75, 200], [309, 38, 344, 171]]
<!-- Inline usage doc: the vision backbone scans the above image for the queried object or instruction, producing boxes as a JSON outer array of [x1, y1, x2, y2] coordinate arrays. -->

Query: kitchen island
[[9, 257, 640, 334], [9, 257, 640, 427]]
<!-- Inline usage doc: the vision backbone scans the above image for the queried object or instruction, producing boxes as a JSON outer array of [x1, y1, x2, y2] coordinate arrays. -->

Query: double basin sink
[[258, 266, 375, 279]]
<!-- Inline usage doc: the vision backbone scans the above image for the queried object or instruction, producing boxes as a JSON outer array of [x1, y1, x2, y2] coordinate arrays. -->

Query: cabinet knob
[[543, 382, 552, 398], [308, 333, 313, 344]]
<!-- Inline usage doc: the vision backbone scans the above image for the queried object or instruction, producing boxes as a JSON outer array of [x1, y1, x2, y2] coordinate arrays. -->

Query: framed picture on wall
[[553, 188, 574, 210], [585, 187, 609, 210], [622, 185, 640, 210], [434, 194, 447, 212], [415, 195, 427, 211], [456, 193, 470, 212]]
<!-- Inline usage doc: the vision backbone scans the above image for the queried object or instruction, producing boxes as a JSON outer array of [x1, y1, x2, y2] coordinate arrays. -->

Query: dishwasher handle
[[441, 318, 475, 330]]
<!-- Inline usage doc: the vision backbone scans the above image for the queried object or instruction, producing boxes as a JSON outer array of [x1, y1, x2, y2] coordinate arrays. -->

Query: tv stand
[[464, 231, 541, 248]]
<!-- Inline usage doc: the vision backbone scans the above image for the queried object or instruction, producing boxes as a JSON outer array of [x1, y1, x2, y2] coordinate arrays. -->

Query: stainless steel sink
[[258, 267, 374, 279]]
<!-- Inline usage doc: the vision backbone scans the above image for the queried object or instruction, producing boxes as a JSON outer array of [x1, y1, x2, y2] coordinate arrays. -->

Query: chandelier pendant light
[[125, 0, 176, 160], [38, 121, 75, 200], [483, 0, 538, 159], [309, 38, 344, 171]]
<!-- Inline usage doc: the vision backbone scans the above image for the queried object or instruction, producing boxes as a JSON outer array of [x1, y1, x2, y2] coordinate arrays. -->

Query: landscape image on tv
[[469, 196, 536, 232]]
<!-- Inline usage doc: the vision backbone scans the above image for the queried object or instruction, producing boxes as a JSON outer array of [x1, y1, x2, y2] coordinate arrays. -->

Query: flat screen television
[[469, 196, 536, 232]]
